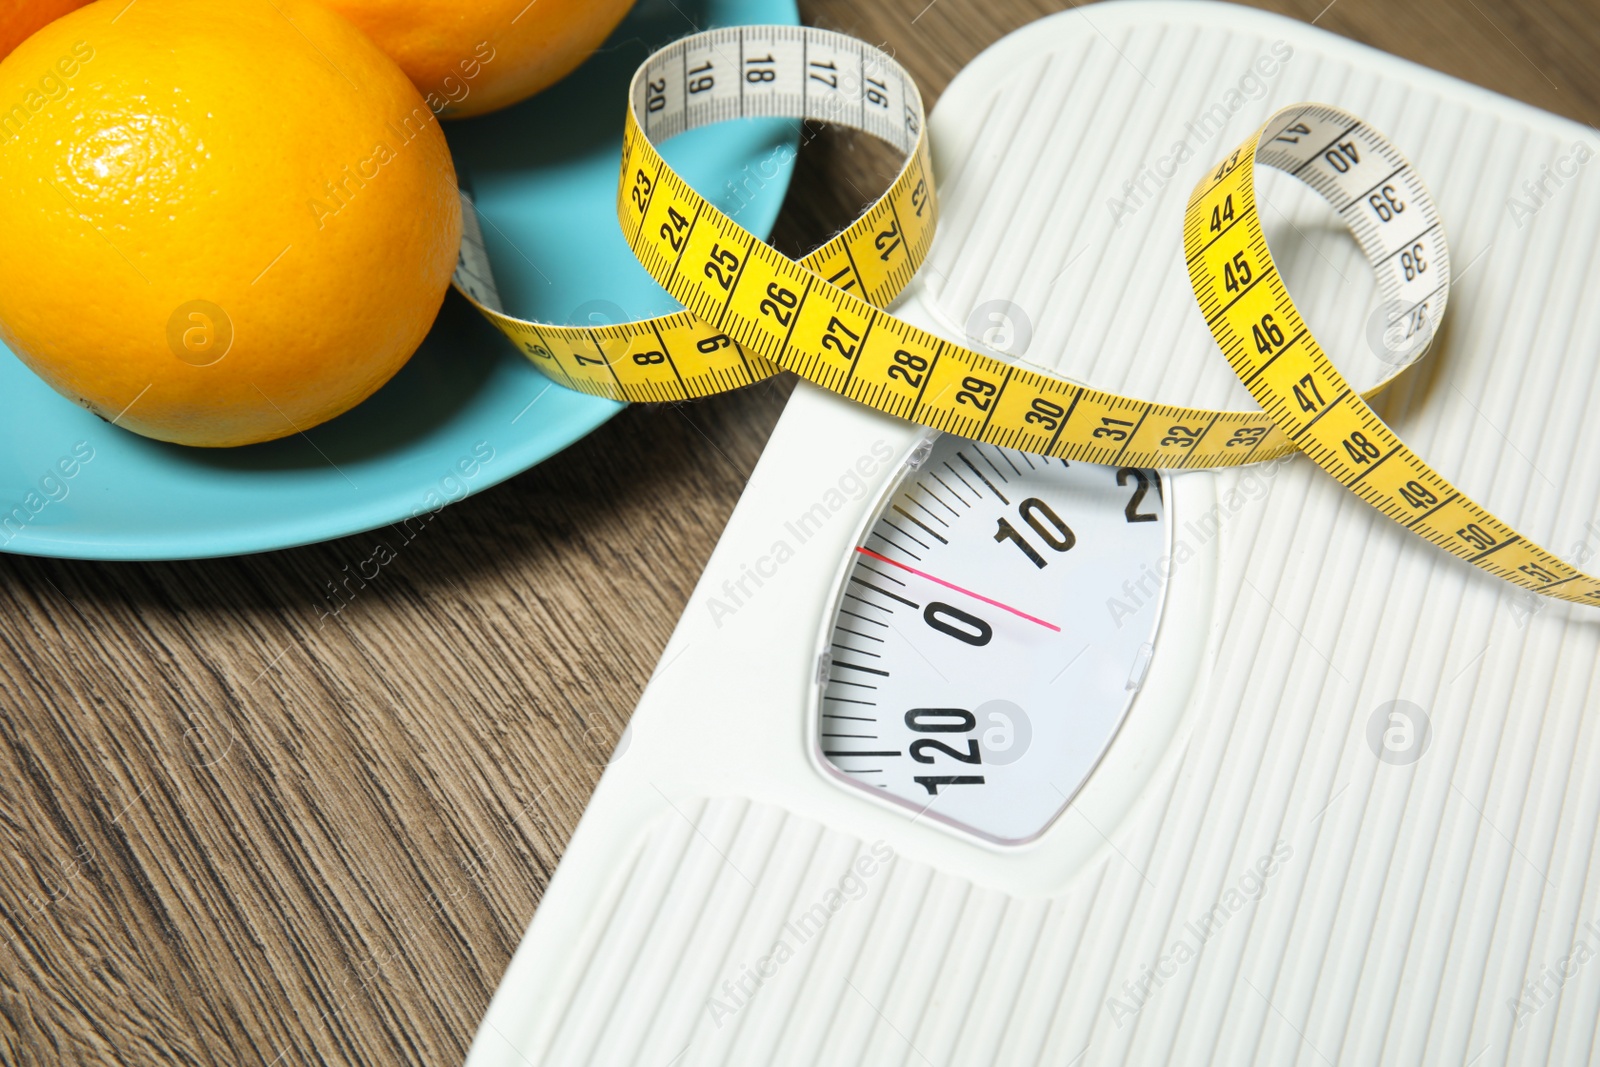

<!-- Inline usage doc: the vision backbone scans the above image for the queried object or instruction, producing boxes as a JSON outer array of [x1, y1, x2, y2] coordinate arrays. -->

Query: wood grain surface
[[2, 0, 1597, 1063]]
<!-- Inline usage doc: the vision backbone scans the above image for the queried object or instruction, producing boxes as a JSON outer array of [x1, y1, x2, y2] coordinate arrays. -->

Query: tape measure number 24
[[450, 25, 1600, 608]]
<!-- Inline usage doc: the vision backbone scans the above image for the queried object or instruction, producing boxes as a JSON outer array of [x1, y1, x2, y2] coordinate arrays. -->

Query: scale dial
[[816, 433, 1169, 843]]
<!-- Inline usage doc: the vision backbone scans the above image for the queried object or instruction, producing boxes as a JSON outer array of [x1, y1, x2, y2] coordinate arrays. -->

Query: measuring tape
[[1183, 106, 1600, 606], [450, 25, 1600, 606], [452, 27, 934, 403]]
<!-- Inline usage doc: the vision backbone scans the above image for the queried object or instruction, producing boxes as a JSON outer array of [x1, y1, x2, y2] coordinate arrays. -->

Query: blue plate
[[0, 0, 798, 561]]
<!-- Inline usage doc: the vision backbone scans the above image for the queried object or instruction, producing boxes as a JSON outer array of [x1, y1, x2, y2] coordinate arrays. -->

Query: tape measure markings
[[449, 26, 1598, 605], [617, 99, 1303, 468], [466, 31, 941, 406], [1185, 103, 1600, 602]]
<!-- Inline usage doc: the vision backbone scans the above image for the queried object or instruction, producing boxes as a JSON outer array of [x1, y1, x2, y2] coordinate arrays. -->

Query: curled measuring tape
[[450, 25, 1600, 606], [453, 25, 1313, 461], [452, 27, 935, 402], [1185, 106, 1600, 605]]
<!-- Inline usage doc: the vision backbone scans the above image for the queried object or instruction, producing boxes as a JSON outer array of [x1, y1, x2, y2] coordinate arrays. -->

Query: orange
[[320, 0, 636, 119], [0, 0, 462, 447], [0, 0, 90, 60]]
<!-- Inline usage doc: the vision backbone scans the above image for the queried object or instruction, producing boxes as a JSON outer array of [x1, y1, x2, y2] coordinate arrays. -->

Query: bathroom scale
[[464, 4, 1600, 1063]]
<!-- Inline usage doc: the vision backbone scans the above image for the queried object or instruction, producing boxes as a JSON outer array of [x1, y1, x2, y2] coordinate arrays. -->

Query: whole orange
[[0, 0, 91, 60], [0, 0, 462, 447], [319, 0, 636, 119]]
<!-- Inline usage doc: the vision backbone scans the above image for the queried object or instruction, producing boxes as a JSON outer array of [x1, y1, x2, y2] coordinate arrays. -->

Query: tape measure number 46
[[449, 25, 1600, 607]]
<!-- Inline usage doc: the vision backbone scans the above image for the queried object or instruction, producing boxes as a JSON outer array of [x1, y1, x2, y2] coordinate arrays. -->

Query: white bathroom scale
[[467, 3, 1600, 1063]]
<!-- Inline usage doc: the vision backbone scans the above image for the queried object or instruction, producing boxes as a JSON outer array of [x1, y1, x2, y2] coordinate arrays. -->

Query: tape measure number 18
[[450, 24, 1600, 607]]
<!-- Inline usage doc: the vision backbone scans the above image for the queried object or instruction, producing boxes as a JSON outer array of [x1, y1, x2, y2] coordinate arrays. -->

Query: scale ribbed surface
[[539, 7, 1600, 1064]]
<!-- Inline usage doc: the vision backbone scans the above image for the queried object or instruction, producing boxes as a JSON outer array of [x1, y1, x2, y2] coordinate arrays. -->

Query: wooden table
[[1, 1, 1595, 1062]]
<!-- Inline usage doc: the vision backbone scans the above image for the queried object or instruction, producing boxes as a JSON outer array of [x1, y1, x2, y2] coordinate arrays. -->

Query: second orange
[[320, 0, 637, 119]]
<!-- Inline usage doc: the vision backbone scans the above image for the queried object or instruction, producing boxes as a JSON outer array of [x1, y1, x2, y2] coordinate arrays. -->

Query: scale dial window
[[816, 434, 1169, 843]]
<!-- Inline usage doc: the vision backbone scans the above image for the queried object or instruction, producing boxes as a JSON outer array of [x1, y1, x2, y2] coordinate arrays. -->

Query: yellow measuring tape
[[451, 25, 1600, 607], [1186, 105, 1600, 605], [452, 27, 934, 403]]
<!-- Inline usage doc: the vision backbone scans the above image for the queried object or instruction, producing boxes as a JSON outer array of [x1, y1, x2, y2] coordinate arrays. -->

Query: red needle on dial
[[856, 546, 1061, 632]]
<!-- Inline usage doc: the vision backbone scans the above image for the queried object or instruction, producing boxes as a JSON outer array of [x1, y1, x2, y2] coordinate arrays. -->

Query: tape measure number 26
[[450, 25, 1600, 608]]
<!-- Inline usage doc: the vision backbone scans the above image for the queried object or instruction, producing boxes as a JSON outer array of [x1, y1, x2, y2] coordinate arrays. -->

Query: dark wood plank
[[1, 1, 1595, 1063]]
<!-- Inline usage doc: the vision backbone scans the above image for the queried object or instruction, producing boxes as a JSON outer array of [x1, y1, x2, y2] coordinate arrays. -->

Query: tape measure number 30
[[449, 25, 1600, 607]]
